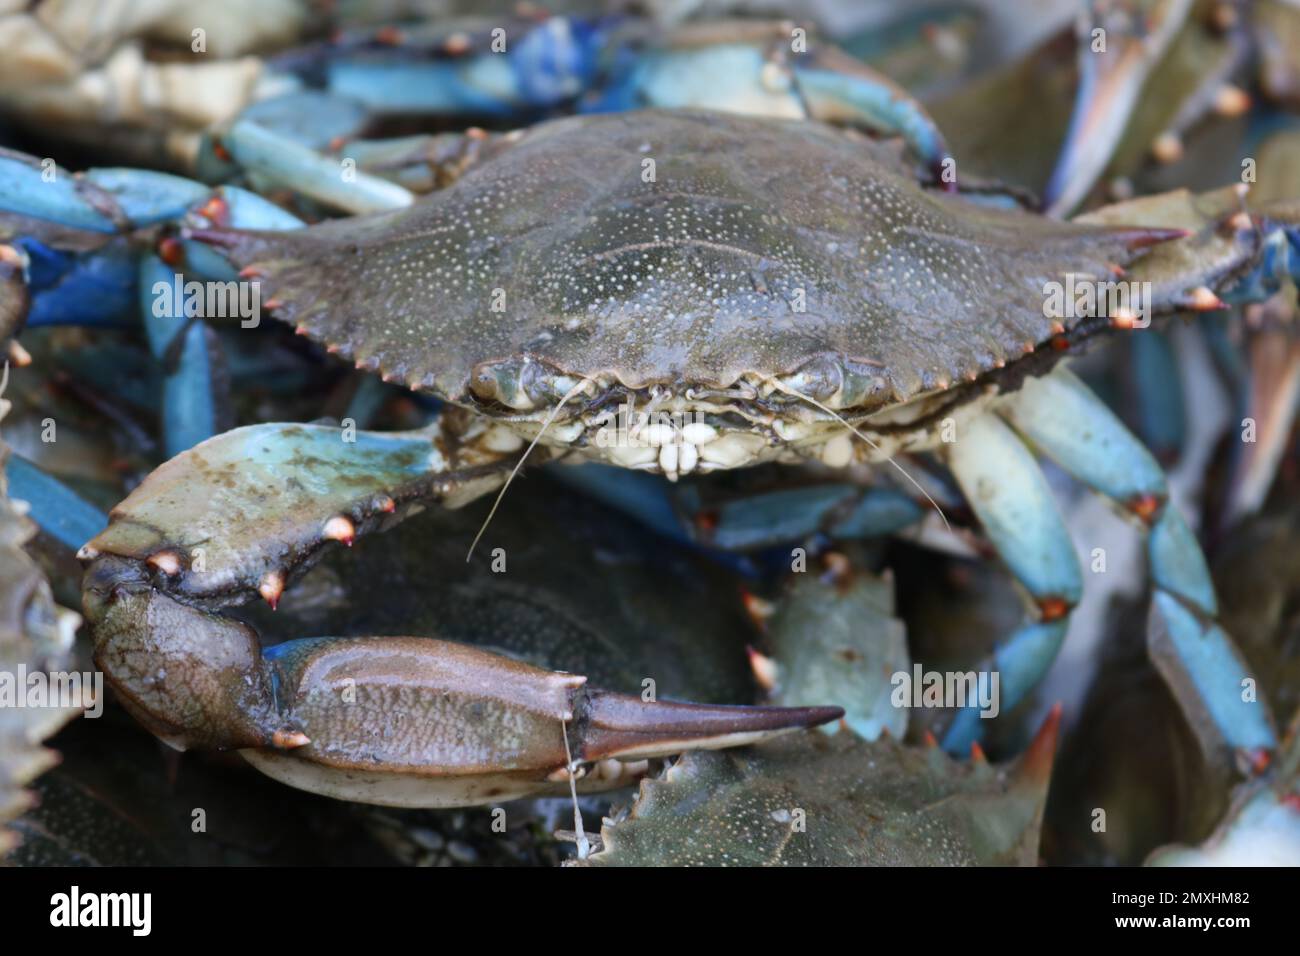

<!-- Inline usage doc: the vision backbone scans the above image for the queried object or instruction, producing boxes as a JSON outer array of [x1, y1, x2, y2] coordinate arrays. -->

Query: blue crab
[[39, 103, 1298, 813]]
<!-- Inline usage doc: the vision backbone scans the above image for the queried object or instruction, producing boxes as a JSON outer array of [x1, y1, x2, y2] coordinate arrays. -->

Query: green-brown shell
[[211, 108, 1173, 406]]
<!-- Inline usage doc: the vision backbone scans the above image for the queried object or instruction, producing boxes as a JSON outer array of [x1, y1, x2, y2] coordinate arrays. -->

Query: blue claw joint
[[1223, 209, 1300, 305]]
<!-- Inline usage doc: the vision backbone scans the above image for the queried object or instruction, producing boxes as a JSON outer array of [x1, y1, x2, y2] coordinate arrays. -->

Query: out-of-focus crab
[[27, 102, 1290, 810], [0, 368, 83, 852]]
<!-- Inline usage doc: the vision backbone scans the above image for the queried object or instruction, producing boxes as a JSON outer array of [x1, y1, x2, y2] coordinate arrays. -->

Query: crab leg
[[595, 21, 951, 178], [992, 366, 1276, 760], [77, 420, 512, 604], [939, 410, 1081, 753], [216, 113, 416, 215], [89, 584, 837, 808], [79, 420, 841, 805], [2, 456, 106, 553], [0, 148, 312, 456], [1124, 328, 1187, 462]]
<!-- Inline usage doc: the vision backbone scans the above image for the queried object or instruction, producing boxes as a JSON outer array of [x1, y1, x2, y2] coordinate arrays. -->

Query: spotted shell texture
[[215, 109, 1161, 406]]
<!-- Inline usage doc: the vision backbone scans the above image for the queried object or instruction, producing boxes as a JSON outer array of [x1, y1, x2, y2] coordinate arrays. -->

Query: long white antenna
[[465, 378, 591, 561], [561, 716, 590, 860], [764, 376, 951, 533]]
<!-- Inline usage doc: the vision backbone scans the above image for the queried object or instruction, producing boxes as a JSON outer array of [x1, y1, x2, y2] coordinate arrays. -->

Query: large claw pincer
[[80, 422, 842, 807]]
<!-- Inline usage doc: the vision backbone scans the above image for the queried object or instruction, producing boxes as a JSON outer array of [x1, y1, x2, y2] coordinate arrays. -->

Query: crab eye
[[778, 355, 844, 403], [469, 359, 534, 410], [778, 356, 883, 410], [835, 362, 886, 410]]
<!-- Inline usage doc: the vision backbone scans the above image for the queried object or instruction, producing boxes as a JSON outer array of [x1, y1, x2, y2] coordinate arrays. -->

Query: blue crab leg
[[80, 168, 212, 227], [592, 24, 950, 177], [0, 150, 215, 233], [313, 17, 609, 117], [548, 461, 928, 559], [2, 455, 107, 552], [677, 483, 925, 552], [1126, 328, 1186, 462], [139, 254, 222, 458], [196, 18, 611, 201], [786, 46, 951, 180], [998, 366, 1277, 760], [216, 114, 415, 214], [202, 90, 504, 200], [16, 240, 137, 329], [940, 411, 1081, 753], [0, 149, 119, 233], [2, 147, 309, 454], [76, 420, 507, 601]]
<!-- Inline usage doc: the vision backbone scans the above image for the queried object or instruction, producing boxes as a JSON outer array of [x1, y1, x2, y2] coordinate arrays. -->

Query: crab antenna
[[763, 376, 952, 534], [561, 716, 590, 860], [465, 378, 592, 561]]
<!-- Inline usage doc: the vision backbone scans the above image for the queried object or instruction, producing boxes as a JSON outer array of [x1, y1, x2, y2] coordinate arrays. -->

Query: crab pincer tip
[[197, 196, 230, 225], [1240, 747, 1272, 777], [1151, 132, 1184, 165], [574, 692, 843, 763]]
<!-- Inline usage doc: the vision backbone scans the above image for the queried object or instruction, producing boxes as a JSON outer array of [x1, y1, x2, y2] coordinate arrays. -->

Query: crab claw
[[79, 415, 840, 808], [78, 421, 515, 608], [572, 690, 841, 764], [1044, 0, 1191, 215], [84, 568, 840, 807], [238, 636, 841, 806]]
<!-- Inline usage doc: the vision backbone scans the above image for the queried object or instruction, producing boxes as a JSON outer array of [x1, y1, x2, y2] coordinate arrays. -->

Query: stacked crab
[[1, 0, 1299, 866]]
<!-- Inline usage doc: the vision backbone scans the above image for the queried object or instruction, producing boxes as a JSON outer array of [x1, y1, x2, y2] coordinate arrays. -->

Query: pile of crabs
[[2, 0, 1299, 866]]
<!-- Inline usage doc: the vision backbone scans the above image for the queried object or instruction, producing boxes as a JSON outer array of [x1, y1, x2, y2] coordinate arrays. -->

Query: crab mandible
[[80, 108, 1296, 803]]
